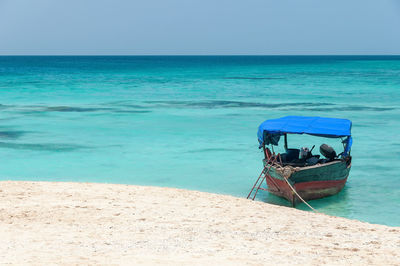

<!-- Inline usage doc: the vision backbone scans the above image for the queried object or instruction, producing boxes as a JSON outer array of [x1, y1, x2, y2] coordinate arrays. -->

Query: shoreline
[[1, 180, 399, 265]]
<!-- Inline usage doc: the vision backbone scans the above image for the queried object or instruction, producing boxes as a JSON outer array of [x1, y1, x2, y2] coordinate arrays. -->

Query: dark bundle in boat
[[248, 116, 352, 206]]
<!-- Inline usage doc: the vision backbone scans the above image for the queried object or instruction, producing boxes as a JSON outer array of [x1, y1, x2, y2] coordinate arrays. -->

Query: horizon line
[[0, 54, 400, 57]]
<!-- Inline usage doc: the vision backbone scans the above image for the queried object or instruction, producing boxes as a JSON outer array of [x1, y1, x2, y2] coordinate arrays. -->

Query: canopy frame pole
[[340, 137, 345, 150], [284, 133, 288, 151], [262, 143, 266, 159]]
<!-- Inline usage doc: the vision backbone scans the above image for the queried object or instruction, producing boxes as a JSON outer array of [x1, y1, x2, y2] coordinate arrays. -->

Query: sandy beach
[[0, 181, 399, 265]]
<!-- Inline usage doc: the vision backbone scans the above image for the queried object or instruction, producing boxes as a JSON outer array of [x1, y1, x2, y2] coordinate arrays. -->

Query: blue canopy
[[258, 115, 352, 145]]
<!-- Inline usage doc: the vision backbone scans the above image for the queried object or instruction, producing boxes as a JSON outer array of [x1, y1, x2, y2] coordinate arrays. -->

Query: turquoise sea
[[0, 56, 399, 226]]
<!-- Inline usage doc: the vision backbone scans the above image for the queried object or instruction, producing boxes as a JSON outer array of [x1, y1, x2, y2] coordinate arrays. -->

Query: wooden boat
[[248, 116, 352, 206]]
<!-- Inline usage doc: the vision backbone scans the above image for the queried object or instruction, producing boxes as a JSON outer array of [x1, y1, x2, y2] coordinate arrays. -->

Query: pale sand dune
[[0, 181, 399, 265]]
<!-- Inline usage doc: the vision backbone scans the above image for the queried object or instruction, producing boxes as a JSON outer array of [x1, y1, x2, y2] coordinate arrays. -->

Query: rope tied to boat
[[275, 165, 296, 179], [281, 174, 319, 213], [248, 154, 320, 213], [272, 164, 319, 212]]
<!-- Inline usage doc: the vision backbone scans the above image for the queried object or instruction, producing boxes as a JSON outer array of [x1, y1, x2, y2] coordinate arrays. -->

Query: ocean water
[[0, 56, 399, 226]]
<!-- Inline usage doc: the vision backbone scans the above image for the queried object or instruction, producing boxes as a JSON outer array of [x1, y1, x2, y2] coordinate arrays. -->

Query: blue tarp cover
[[258, 116, 352, 144]]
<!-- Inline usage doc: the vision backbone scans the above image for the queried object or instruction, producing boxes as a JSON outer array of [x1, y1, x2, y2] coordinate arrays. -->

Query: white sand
[[0, 181, 399, 265]]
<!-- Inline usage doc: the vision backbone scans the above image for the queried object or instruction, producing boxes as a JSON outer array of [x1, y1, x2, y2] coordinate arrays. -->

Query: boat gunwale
[[264, 158, 351, 185], [264, 158, 350, 172], [288, 159, 350, 171]]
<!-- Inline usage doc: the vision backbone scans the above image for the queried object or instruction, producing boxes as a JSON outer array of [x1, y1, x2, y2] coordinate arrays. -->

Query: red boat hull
[[266, 175, 347, 205]]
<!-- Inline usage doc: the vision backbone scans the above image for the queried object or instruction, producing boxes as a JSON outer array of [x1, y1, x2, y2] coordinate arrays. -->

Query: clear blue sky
[[0, 0, 399, 55]]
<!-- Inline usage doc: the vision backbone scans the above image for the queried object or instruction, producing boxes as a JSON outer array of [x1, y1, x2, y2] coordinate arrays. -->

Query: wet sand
[[0, 181, 399, 265]]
